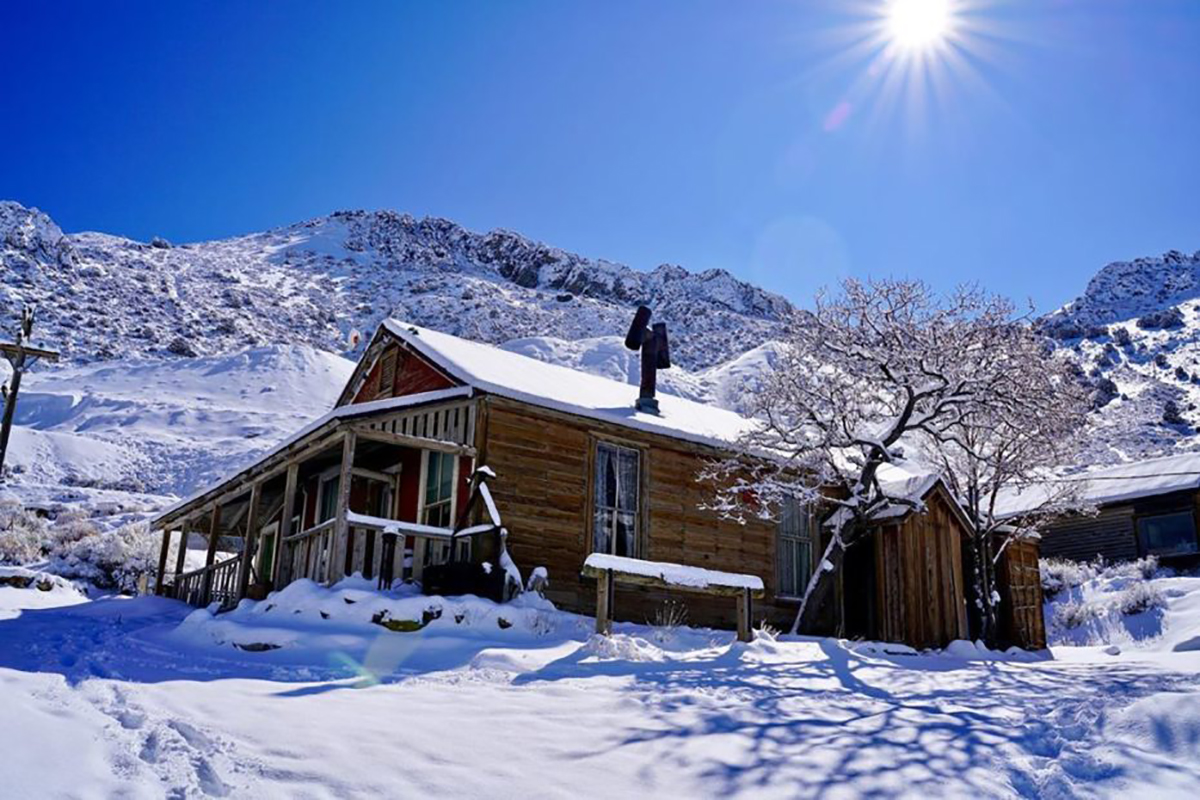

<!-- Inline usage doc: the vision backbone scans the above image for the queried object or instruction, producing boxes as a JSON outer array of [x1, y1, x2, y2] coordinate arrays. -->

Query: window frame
[[589, 438, 645, 559], [1136, 509, 1199, 557], [417, 449, 459, 530], [775, 498, 814, 600]]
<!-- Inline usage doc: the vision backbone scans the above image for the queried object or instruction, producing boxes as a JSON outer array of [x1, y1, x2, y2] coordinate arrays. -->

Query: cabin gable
[[340, 332, 459, 408]]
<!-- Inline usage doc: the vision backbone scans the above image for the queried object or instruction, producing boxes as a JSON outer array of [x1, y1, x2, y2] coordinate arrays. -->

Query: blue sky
[[1, 1, 1196, 312]]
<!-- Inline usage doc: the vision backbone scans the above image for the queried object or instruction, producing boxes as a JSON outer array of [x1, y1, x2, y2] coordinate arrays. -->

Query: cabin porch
[[152, 393, 508, 611]]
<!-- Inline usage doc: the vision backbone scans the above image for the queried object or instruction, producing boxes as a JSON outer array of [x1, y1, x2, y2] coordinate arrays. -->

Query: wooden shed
[[837, 480, 972, 650]]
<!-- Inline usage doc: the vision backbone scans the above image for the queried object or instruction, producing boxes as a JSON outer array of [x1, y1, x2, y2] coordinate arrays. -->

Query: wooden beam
[[580, 562, 765, 599], [201, 504, 222, 605], [351, 425, 476, 456], [154, 529, 170, 596], [274, 463, 300, 586], [0, 342, 59, 362], [329, 432, 357, 586], [236, 481, 262, 600], [153, 427, 346, 531]]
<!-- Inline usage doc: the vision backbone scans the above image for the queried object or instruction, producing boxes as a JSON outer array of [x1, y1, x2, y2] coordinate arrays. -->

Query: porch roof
[[151, 386, 473, 527]]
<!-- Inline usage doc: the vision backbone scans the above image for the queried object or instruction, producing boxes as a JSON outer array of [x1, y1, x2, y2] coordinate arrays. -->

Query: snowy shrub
[[1117, 582, 1165, 616], [1041, 558, 1091, 599], [46, 521, 159, 593], [1054, 599, 1103, 631], [0, 502, 48, 565], [1137, 305, 1184, 330], [648, 600, 689, 643]]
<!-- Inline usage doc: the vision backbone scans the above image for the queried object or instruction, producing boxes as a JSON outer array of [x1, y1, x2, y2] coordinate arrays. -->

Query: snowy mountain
[[0, 199, 791, 511], [3, 197, 1199, 508], [1041, 250, 1200, 464], [0, 201, 790, 370]]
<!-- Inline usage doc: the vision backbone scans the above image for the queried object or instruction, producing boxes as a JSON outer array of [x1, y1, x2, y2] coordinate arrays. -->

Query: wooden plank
[[596, 569, 612, 635], [351, 425, 476, 456], [736, 588, 752, 642]]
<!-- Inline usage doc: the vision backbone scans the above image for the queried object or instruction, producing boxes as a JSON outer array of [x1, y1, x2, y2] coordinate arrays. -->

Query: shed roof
[[996, 451, 1200, 517]]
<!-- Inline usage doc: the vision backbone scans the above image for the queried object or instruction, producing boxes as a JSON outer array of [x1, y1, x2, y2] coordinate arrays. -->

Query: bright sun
[[886, 0, 954, 49]]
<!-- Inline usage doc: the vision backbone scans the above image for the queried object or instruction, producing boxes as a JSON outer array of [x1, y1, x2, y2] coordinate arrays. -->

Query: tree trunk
[[965, 531, 1000, 648], [790, 532, 849, 635]]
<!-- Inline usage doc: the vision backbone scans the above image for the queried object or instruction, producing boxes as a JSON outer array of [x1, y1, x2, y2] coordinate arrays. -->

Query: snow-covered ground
[[3, 569, 1200, 798]]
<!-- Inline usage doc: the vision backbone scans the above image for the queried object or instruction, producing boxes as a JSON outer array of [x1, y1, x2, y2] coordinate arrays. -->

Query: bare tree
[[705, 278, 1080, 638], [929, 350, 1089, 645]]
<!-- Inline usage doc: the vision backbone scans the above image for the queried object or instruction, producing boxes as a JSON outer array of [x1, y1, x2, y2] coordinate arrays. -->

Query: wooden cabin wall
[[871, 489, 970, 649], [478, 396, 796, 630], [1038, 506, 1138, 563], [996, 539, 1047, 650]]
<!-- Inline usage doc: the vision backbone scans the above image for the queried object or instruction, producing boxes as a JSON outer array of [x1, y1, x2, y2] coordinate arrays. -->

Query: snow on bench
[[582, 553, 764, 595], [581, 553, 764, 642]]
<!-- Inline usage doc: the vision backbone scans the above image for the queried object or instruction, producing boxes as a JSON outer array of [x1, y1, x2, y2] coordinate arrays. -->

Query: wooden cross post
[[0, 308, 60, 483]]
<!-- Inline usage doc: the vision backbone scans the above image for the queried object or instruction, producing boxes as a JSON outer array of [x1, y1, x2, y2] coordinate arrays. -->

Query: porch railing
[[279, 516, 499, 590], [171, 553, 243, 610]]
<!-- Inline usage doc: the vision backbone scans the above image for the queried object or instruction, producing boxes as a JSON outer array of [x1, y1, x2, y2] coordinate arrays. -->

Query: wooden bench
[[581, 553, 766, 642]]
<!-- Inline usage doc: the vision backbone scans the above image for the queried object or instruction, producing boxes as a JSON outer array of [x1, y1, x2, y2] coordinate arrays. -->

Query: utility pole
[[0, 307, 59, 483]]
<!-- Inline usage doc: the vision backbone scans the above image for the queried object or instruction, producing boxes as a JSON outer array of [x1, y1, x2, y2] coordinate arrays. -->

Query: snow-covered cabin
[[149, 320, 1041, 647], [999, 452, 1200, 565]]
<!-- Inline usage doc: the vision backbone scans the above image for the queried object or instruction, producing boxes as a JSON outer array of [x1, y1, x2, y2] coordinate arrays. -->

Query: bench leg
[[596, 569, 613, 636], [737, 588, 752, 643]]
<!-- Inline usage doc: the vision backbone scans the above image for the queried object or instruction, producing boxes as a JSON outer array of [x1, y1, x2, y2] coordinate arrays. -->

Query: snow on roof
[[382, 320, 759, 449], [582, 553, 765, 592], [152, 387, 473, 523], [996, 451, 1200, 517], [824, 461, 948, 528]]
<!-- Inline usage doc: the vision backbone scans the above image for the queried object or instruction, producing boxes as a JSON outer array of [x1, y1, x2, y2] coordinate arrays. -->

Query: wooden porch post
[[236, 482, 261, 601], [274, 462, 300, 587], [173, 524, 189, 584], [154, 529, 171, 595], [329, 431, 357, 586], [201, 504, 222, 606]]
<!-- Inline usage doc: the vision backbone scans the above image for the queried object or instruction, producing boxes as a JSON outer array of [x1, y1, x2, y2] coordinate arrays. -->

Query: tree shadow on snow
[[516, 637, 1200, 798]]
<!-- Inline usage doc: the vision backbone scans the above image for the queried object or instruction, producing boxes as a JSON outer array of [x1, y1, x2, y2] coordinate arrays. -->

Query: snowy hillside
[[3, 345, 353, 512], [1041, 250, 1200, 464], [0, 200, 790, 371]]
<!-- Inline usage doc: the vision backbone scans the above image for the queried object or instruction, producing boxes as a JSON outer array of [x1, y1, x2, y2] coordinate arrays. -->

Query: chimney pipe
[[624, 306, 671, 414]]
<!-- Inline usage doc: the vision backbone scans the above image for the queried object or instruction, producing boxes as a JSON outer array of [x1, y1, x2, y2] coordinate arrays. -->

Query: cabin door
[[256, 522, 279, 584]]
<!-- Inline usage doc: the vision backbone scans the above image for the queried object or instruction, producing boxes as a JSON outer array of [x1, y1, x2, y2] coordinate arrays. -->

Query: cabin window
[[776, 498, 812, 599], [1137, 510, 1198, 556], [420, 450, 456, 529], [592, 442, 641, 557]]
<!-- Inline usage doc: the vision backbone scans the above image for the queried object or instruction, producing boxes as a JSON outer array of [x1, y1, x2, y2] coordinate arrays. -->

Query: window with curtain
[[592, 442, 640, 557], [777, 497, 812, 598], [421, 450, 456, 528], [1137, 510, 1198, 556]]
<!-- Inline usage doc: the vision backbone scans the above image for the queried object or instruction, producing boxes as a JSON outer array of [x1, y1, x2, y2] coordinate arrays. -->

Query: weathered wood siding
[[350, 342, 455, 405], [479, 396, 797, 630], [996, 538, 1046, 650], [872, 488, 970, 649], [1038, 507, 1138, 563]]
